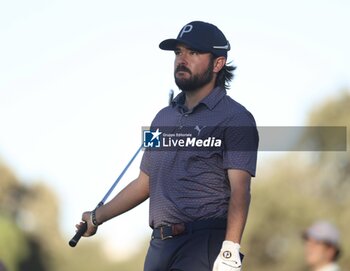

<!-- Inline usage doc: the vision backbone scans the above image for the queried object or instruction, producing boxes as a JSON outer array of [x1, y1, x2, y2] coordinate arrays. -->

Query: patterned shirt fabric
[[140, 86, 259, 228]]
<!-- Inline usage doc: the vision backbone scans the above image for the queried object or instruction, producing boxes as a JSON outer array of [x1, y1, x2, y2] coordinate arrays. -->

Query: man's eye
[[190, 51, 199, 55], [174, 50, 181, 55]]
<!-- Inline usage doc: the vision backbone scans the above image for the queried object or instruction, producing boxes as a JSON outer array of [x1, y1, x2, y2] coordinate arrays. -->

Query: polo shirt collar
[[172, 87, 226, 111]]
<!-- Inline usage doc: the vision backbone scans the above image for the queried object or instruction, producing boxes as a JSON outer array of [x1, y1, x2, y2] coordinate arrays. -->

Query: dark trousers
[[144, 227, 226, 271]]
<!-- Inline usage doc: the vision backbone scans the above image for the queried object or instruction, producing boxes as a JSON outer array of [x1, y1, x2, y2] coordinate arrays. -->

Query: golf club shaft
[[68, 145, 143, 247], [69, 89, 174, 247], [101, 145, 143, 204], [169, 89, 174, 105]]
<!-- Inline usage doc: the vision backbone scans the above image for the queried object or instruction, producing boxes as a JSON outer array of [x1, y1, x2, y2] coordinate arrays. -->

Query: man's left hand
[[213, 241, 242, 271]]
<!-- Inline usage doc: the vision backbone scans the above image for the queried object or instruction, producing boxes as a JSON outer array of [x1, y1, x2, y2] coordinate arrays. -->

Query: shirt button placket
[[179, 113, 189, 128]]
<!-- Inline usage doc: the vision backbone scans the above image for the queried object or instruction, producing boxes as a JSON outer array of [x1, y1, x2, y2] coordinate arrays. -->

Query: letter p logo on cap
[[179, 24, 193, 38]]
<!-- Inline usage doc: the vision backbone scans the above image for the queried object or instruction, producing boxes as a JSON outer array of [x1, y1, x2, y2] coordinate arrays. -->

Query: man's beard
[[174, 59, 214, 93]]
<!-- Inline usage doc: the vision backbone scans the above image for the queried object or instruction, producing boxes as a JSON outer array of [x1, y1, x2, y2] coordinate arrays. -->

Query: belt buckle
[[160, 226, 173, 240]]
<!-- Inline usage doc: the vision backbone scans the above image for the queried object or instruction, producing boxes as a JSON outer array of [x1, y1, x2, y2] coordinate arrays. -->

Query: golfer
[[77, 21, 259, 271]]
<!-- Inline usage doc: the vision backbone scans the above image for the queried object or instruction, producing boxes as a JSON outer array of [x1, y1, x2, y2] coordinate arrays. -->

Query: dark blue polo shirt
[[140, 86, 258, 228]]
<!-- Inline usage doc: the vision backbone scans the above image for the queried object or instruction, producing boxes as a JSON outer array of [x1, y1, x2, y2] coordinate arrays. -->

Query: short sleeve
[[140, 149, 151, 176], [222, 112, 259, 177]]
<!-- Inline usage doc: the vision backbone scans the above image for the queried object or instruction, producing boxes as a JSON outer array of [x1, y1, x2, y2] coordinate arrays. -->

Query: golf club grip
[[69, 222, 87, 247]]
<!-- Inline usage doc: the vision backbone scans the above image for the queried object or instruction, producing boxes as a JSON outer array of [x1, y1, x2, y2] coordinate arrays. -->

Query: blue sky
[[0, 0, 349, 258]]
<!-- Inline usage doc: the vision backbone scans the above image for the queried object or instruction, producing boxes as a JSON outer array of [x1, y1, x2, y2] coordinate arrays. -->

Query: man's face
[[304, 238, 336, 268], [173, 44, 214, 92]]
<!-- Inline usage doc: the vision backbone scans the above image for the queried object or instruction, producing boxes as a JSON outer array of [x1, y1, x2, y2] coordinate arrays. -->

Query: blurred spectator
[[303, 221, 341, 271]]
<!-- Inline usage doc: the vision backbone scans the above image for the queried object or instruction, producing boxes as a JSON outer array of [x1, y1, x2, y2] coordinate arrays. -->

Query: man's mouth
[[175, 66, 191, 75], [176, 71, 189, 75]]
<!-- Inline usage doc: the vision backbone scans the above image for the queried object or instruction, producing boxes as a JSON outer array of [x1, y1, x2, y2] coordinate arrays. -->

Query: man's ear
[[213, 56, 226, 73]]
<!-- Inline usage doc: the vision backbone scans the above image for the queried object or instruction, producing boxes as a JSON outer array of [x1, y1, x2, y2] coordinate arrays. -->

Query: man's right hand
[[75, 211, 98, 237]]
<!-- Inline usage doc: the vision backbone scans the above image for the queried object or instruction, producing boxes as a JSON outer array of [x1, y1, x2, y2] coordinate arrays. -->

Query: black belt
[[152, 219, 227, 240]]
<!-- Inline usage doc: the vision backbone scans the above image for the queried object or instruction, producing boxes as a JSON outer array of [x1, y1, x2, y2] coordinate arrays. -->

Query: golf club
[[69, 89, 174, 247], [168, 89, 174, 105]]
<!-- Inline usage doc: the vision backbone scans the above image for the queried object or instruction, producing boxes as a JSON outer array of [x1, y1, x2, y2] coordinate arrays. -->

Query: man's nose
[[176, 53, 188, 66]]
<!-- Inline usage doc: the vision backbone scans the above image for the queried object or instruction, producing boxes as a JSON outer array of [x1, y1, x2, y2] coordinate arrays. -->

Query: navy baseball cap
[[159, 21, 230, 58]]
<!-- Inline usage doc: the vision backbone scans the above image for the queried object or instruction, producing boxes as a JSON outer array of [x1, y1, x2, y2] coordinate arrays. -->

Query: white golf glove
[[213, 241, 242, 271]]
